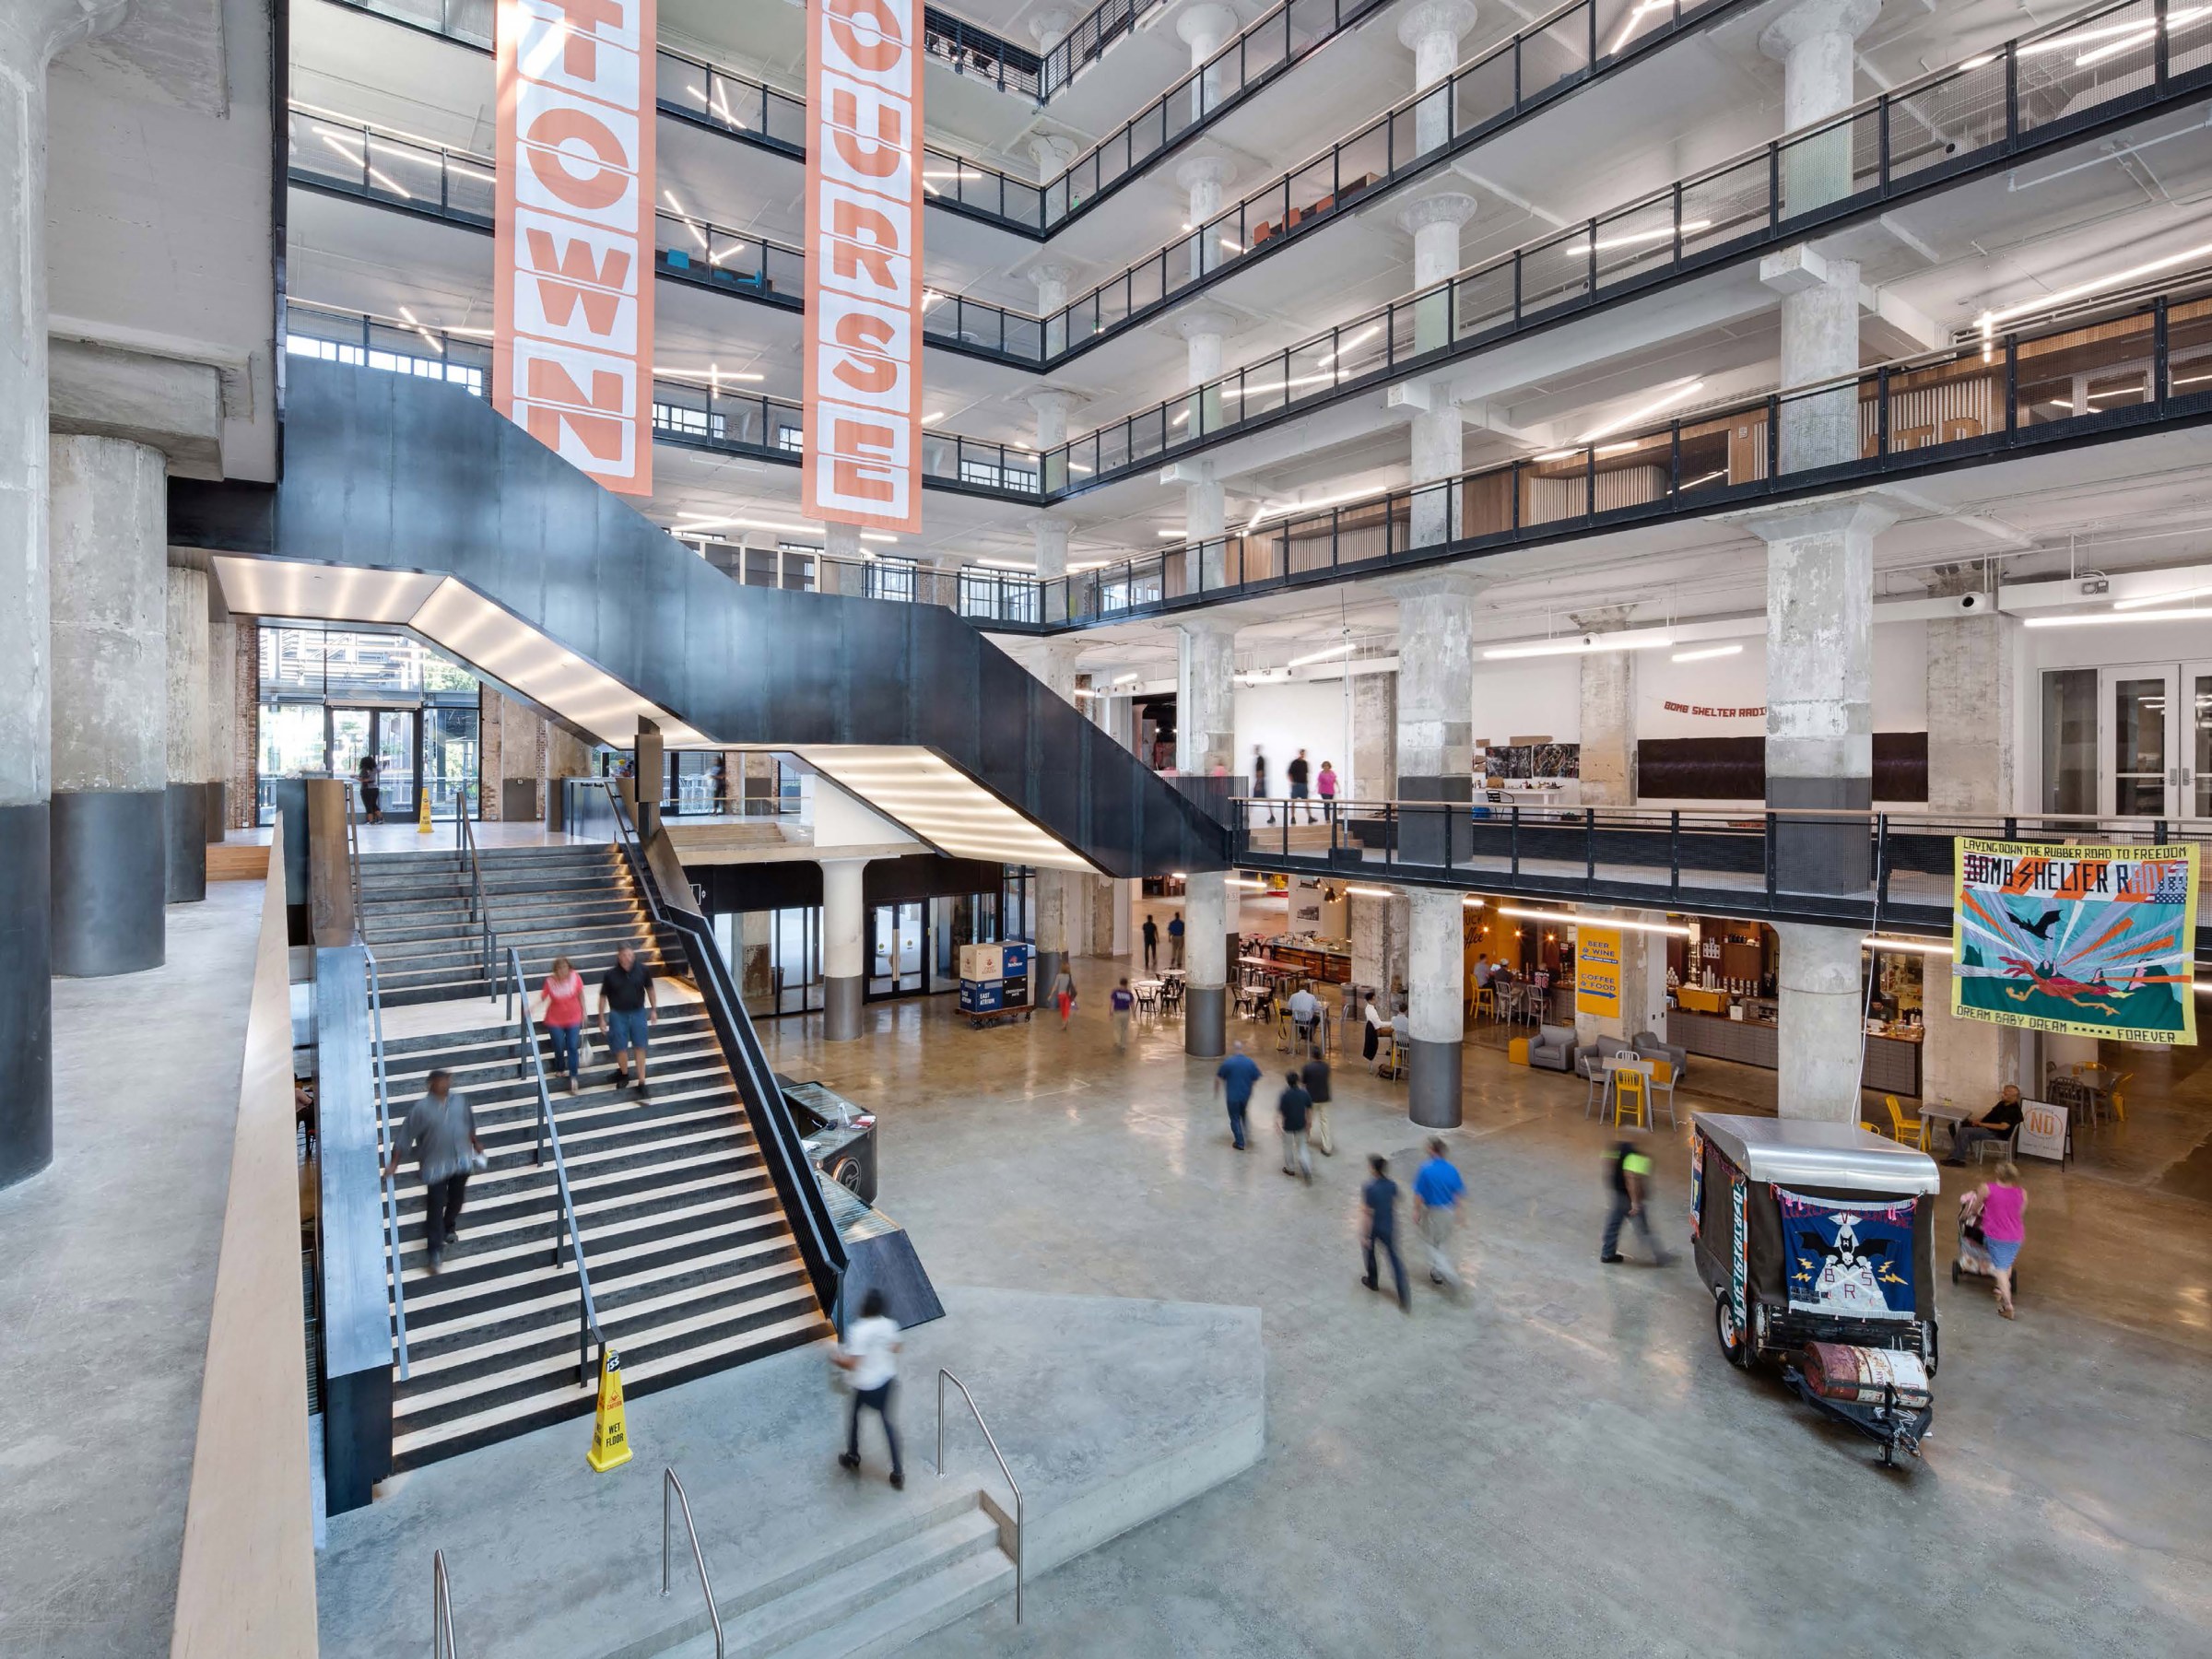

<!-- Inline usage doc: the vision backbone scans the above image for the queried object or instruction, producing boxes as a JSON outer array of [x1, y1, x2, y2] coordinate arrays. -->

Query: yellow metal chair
[[2107, 1071, 2133, 1124], [1470, 984, 1497, 1023], [1611, 1066, 1649, 1128], [1885, 1095, 1927, 1151]]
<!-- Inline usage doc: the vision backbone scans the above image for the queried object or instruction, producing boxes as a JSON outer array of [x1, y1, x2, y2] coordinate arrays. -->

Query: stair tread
[[718, 1508, 1004, 1655], [770, 1547, 1014, 1659]]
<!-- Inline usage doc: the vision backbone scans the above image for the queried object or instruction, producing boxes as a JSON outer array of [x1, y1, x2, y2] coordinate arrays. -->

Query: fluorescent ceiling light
[[675, 512, 818, 535], [1590, 218, 1711, 252], [1671, 643, 1744, 663], [1606, 0, 1671, 54], [921, 411, 946, 424], [1862, 935, 1951, 956], [2112, 582, 2212, 610], [1344, 885, 1396, 899], [1484, 632, 1674, 660], [860, 532, 899, 544], [2024, 607, 2212, 628], [1287, 641, 1356, 667], [1113, 672, 1140, 684], [1574, 379, 1704, 443], [1244, 485, 1382, 532], [976, 559, 1036, 571], [1978, 240, 2212, 336], [1157, 528, 1186, 537], [1497, 905, 1690, 937], [1312, 325, 1381, 366], [653, 364, 765, 382]]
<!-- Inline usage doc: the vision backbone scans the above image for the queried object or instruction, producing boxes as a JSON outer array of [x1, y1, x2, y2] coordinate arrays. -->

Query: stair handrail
[[659, 1467, 724, 1657], [935, 1369, 1023, 1624], [456, 797, 496, 993], [363, 944, 412, 1380], [432, 1548, 457, 1657], [505, 942, 603, 1382], [587, 780, 849, 1314]]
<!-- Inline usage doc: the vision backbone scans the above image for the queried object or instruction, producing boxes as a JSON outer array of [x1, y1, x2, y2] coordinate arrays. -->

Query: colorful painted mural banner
[[804, 0, 925, 533], [1688, 1124, 1704, 1241], [1574, 924, 1623, 1021], [1951, 839, 2200, 1045], [1777, 1188, 1916, 1321], [493, 0, 656, 497]]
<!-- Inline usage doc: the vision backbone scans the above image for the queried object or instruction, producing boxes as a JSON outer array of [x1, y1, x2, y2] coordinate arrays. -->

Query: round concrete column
[[206, 614, 236, 839], [1389, 573, 1488, 863], [0, 0, 134, 1185], [1398, 0, 1478, 152], [821, 857, 868, 1041], [1176, 2, 1237, 119], [51, 434, 170, 977], [1174, 156, 1235, 286], [1031, 262, 1076, 359], [1398, 190, 1479, 292], [1182, 870, 1230, 1057], [1773, 921, 1865, 1120], [165, 567, 212, 902], [1406, 888, 1465, 1125], [1030, 132, 1077, 180]]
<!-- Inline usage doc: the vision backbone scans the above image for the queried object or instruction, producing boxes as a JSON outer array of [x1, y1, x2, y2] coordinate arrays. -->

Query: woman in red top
[[533, 955, 587, 1095]]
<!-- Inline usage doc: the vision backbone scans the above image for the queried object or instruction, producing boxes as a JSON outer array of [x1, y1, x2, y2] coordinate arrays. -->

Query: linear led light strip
[[1342, 887, 1485, 908], [1485, 632, 1675, 660], [2025, 606, 2212, 628], [2115, 582, 2212, 610], [1976, 240, 2212, 351], [684, 79, 746, 129], [1496, 906, 1691, 936]]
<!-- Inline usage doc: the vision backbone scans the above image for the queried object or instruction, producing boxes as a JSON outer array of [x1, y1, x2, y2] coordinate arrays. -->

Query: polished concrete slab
[[761, 961, 2212, 1658], [313, 1287, 1263, 1657], [0, 882, 266, 1657]]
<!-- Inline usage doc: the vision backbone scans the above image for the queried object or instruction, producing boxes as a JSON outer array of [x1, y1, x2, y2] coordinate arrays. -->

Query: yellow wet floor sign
[[586, 1347, 631, 1473], [417, 788, 433, 834]]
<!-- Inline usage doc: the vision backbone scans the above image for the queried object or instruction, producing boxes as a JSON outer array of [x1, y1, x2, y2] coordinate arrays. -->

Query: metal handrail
[[432, 1549, 457, 1658], [506, 943, 602, 1382], [659, 1468, 724, 1658], [587, 781, 849, 1312], [364, 945, 410, 1379], [935, 1369, 1023, 1624], [456, 799, 496, 994]]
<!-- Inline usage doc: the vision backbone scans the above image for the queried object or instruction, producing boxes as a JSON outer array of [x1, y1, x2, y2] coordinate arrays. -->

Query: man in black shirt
[[1943, 1083, 2025, 1165], [358, 754, 382, 824], [1287, 748, 1312, 824], [1360, 1155, 1410, 1309], [599, 944, 659, 1096], [1300, 1053, 1333, 1156], [1277, 1070, 1312, 1182], [1141, 913, 1159, 971]]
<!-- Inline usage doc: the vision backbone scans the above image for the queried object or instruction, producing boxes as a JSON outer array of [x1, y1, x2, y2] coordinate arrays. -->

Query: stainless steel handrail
[[935, 1369, 1024, 1623], [506, 943, 602, 1382], [432, 1548, 457, 1657], [456, 800, 499, 995], [660, 1467, 724, 1657], [364, 944, 410, 1379]]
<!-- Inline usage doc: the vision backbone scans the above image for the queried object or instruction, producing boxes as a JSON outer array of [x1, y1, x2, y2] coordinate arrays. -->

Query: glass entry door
[[867, 901, 925, 998], [2095, 665, 2212, 820], [330, 706, 420, 820]]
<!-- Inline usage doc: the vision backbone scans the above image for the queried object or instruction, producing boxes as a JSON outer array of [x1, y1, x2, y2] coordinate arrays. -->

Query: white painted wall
[[1234, 679, 1357, 795], [1470, 656, 1580, 747]]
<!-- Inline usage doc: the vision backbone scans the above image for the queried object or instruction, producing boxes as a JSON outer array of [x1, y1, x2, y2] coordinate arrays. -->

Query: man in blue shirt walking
[[1213, 1041, 1262, 1150], [1412, 1137, 1465, 1288]]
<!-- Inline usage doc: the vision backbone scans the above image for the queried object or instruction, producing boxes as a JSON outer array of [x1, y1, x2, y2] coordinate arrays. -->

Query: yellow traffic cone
[[585, 1347, 631, 1473]]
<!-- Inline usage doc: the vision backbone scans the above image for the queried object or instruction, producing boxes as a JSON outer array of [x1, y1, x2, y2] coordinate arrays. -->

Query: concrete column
[[1392, 573, 1485, 863], [1746, 498, 1891, 893], [1760, 0, 1877, 216], [206, 612, 234, 841], [1397, 385, 1464, 550], [1406, 888, 1465, 1125], [1774, 920, 1864, 1120], [164, 567, 212, 901], [228, 612, 260, 830], [819, 521, 863, 593], [1575, 606, 1637, 806], [1029, 390, 1081, 497], [1398, 0, 1479, 154], [821, 856, 868, 1040], [1032, 262, 1075, 358], [50, 434, 169, 978], [1174, 156, 1234, 285], [1350, 667, 1396, 804], [1175, 2, 1237, 121], [1, 0, 131, 1183], [1030, 132, 1077, 180], [1349, 890, 1399, 998], [1399, 190, 1478, 356], [1179, 615, 1237, 1055]]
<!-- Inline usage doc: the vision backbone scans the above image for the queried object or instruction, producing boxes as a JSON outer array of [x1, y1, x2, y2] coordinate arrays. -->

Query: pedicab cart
[[1690, 1113, 1941, 1466]]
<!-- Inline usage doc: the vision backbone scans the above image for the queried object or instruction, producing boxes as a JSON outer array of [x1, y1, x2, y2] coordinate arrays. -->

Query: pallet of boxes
[[958, 941, 1032, 1030]]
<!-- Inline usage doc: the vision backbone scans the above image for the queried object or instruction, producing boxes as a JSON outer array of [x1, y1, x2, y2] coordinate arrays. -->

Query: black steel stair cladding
[[179, 356, 1230, 877]]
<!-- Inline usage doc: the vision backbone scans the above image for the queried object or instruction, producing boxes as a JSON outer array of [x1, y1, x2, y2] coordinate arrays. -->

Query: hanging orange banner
[[803, 0, 924, 534], [494, 0, 656, 497]]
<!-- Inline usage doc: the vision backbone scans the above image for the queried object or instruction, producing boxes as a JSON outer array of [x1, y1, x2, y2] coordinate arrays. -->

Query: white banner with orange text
[[804, 0, 924, 533], [494, 0, 656, 497]]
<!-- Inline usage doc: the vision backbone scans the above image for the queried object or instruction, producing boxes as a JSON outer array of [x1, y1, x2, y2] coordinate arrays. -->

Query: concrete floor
[[761, 963, 2212, 1658], [0, 883, 266, 1658]]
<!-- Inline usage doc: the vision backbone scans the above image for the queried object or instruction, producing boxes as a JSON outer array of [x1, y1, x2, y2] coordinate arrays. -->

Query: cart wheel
[[1880, 1440, 1896, 1468], [1950, 1260, 1960, 1284], [1714, 1296, 1748, 1369]]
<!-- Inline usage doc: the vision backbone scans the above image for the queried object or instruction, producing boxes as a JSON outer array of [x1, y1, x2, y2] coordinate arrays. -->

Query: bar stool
[[1471, 984, 1497, 1024], [1611, 1066, 1649, 1129]]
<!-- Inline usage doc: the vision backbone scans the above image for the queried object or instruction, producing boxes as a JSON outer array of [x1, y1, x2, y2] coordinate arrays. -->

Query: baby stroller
[[1952, 1189, 2019, 1295]]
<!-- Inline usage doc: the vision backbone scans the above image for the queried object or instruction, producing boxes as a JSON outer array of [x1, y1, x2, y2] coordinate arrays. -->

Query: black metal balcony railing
[[1230, 799, 2212, 954], [280, 303, 1048, 501], [1041, 0, 2212, 490], [1041, 275, 2212, 621]]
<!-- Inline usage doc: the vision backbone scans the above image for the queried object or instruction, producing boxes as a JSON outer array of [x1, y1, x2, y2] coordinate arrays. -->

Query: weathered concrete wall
[[1350, 669, 1395, 803], [1176, 620, 1237, 775], [1576, 606, 1636, 806], [165, 567, 210, 785], [51, 435, 166, 794], [1392, 574, 1484, 782]]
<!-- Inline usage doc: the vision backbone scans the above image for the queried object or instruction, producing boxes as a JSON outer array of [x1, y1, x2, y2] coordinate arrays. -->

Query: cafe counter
[[1666, 1006, 1923, 1097]]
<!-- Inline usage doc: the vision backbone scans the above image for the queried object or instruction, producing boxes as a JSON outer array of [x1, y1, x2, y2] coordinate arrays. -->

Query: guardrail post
[[1510, 806, 1521, 877], [1584, 807, 1596, 887], [1764, 811, 1777, 900], [1669, 810, 1681, 900], [1875, 813, 1891, 907]]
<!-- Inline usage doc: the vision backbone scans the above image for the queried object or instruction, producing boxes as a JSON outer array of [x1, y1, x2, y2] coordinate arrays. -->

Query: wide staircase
[[365, 842, 834, 1470]]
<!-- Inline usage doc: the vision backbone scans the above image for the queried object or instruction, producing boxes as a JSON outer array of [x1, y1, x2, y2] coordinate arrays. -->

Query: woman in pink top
[[533, 955, 587, 1095], [1970, 1161, 2029, 1320]]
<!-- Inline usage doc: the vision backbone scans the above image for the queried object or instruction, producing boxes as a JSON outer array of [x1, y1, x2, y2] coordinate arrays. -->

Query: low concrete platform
[[315, 1287, 1263, 1657]]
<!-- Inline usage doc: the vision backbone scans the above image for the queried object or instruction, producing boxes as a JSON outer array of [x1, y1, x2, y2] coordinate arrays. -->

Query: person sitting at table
[[1362, 991, 1385, 1063], [1287, 984, 1321, 1054], [1943, 1083, 2026, 1166]]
